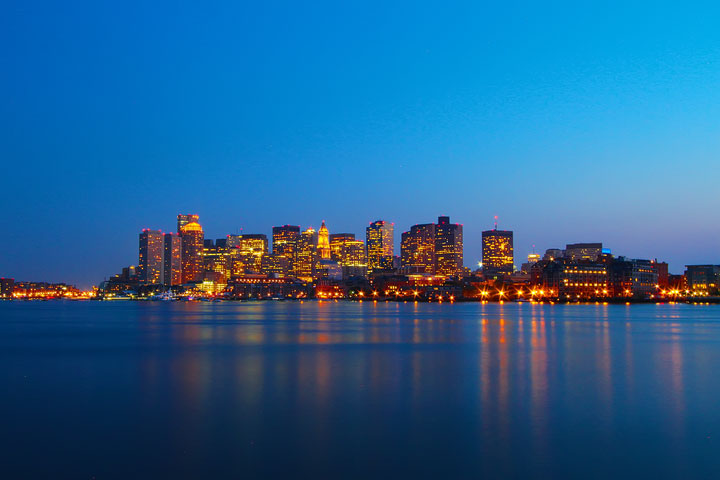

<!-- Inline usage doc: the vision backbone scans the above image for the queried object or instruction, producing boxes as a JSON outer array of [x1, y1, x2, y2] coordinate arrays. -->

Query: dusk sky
[[2, 1, 720, 287]]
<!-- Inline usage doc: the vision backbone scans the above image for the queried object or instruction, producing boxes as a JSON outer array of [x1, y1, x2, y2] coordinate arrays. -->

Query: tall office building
[[139, 229, 164, 284], [295, 227, 318, 280], [482, 226, 514, 276], [180, 221, 204, 283], [317, 221, 331, 260], [272, 225, 300, 273], [400, 223, 436, 274], [163, 233, 182, 286], [330, 233, 366, 277], [366, 220, 394, 274], [177, 214, 199, 234], [227, 234, 268, 274], [203, 239, 228, 280], [435, 216, 463, 276], [138, 230, 163, 284]]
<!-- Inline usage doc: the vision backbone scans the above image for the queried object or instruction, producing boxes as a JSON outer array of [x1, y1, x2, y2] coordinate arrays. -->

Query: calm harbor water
[[1, 300, 720, 478]]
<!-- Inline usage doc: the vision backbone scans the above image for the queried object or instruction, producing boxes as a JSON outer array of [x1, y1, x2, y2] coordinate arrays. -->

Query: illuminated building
[[180, 221, 204, 283], [565, 243, 603, 262], [318, 221, 331, 260], [272, 225, 300, 273], [202, 239, 228, 280], [177, 214, 199, 234], [560, 264, 609, 297], [227, 234, 268, 274], [608, 257, 658, 297], [163, 233, 182, 286], [434, 216, 463, 276], [0, 278, 14, 299], [330, 233, 367, 278], [653, 260, 669, 288], [138, 229, 163, 284], [260, 252, 290, 277], [401, 223, 435, 274], [295, 227, 318, 280], [482, 227, 513, 276], [685, 265, 720, 294], [366, 220, 394, 274], [400, 217, 462, 276], [521, 252, 541, 274]]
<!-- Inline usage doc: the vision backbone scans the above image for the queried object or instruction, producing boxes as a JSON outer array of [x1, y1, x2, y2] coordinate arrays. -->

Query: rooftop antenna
[[494, 215, 498, 230]]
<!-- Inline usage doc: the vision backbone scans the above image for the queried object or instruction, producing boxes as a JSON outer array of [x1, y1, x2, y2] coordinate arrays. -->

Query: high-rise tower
[[139, 229, 164, 284], [366, 220, 394, 274], [317, 221, 331, 260], [180, 221, 204, 283]]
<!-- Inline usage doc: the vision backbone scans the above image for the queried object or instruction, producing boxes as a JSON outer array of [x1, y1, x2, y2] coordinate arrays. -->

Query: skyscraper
[[366, 220, 394, 274], [295, 227, 318, 280], [317, 221, 331, 260], [177, 214, 199, 234], [330, 233, 366, 278], [139, 229, 164, 284], [227, 234, 268, 274], [400, 223, 436, 274], [272, 225, 300, 273], [163, 233, 182, 286], [482, 225, 514, 276], [180, 221, 204, 283], [434, 216, 463, 276]]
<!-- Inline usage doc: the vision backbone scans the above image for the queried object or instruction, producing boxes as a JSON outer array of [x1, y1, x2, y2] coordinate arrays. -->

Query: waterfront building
[[272, 225, 300, 273], [565, 243, 603, 262], [318, 221, 331, 260], [653, 260, 669, 288], [435, 216, 463, 276], [482, 227, 514, 276], [608, 257, 658, 297], [203, 239, 229, 280], [366, 220, 394, 274], [180, 221, 204, 283], [0, 278, 14, 298], [162, 233, 182, 286], [227, 234, 268, 274], [138, 229, 164, 284], [685, 265, 720, 294], [295, 227, 318, 281], [177, 214, 199, 234], [260, 252, 290, 277], [401, 223, 436, 274], [329, 233, 367, 278]]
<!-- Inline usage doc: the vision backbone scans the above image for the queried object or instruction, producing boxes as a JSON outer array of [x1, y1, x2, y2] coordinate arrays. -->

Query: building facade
[[435, 216, 463, 276], [162, 233, 182, 286], [177, 214, 199, 234], [366, 220, 394, 274], [138, 229, 164, 284], [482, 229, 514, 276], [180, 221, 204, 283], [401, 223, 436, 274], [565, 243, 603, 262]]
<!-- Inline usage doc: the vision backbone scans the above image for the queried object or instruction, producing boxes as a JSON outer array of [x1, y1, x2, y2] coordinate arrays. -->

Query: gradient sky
[[2, 1, 720, 287]]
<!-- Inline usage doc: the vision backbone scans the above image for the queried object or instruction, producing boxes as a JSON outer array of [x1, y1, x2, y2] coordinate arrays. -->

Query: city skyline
[[3, 1, 720, 287], [0, 211, 710, 288]]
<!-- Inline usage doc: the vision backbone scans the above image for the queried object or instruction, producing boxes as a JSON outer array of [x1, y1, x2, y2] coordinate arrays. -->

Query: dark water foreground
[[1, 301, 720, 479]]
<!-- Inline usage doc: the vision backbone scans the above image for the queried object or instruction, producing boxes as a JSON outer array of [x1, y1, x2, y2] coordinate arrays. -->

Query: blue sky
[[2, 1, 720, 287]]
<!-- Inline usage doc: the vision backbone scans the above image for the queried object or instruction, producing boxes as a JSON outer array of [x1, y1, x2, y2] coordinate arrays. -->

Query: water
[[1, 301, 720, 479]]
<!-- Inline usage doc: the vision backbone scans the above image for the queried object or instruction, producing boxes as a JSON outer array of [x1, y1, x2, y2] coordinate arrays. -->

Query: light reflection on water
[[1, 301, 720, 478]]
